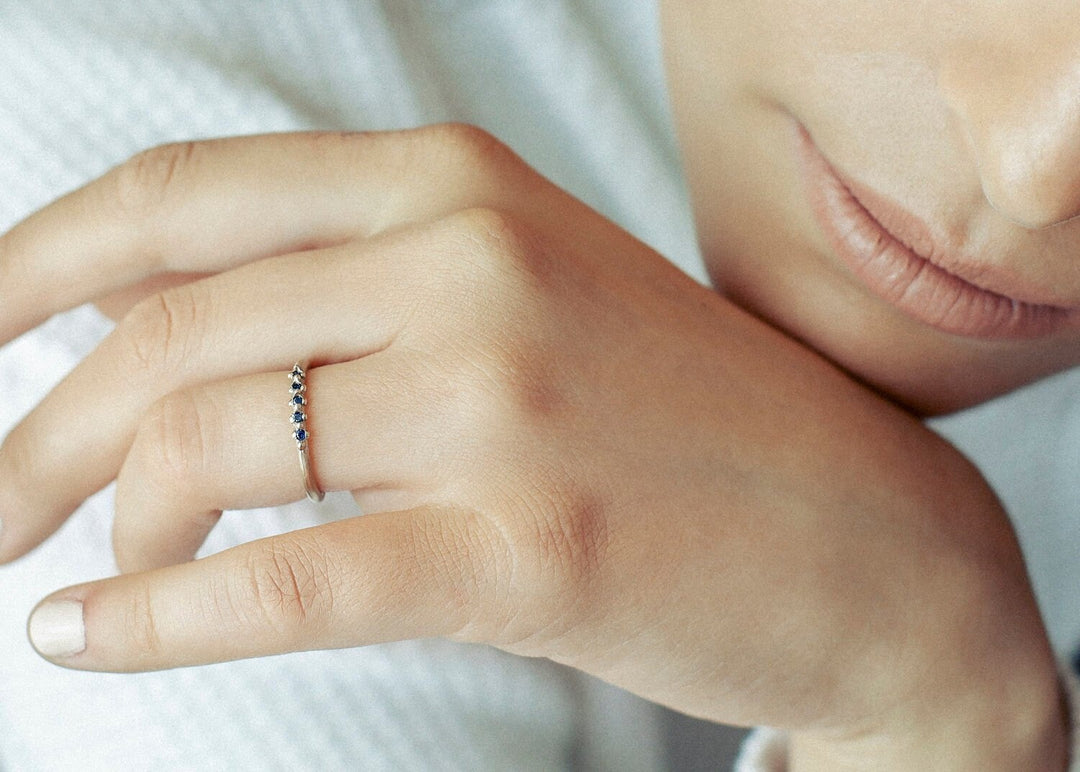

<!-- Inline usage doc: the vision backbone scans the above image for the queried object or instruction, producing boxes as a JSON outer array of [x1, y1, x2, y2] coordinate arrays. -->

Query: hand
[[0, 126, 1064, 765]]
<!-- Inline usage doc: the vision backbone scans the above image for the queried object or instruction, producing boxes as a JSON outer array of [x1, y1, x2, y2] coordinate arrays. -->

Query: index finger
[[0, 135, 357, 344], [0, 125, 526, 344]]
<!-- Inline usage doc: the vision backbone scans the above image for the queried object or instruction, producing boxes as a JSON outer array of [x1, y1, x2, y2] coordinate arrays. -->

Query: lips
[[796, 124, 1079, 339]]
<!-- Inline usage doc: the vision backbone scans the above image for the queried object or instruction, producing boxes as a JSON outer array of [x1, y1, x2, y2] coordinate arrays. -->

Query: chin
[[781, 301, 1080, 416], [706, 262, 1080, 417]]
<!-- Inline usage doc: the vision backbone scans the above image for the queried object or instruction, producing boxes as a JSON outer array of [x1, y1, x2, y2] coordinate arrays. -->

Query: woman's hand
[[0, 127, 1064, 767]]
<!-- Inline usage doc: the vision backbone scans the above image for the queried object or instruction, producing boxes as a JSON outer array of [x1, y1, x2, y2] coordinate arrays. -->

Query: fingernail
[[28, 599, 86, 658]]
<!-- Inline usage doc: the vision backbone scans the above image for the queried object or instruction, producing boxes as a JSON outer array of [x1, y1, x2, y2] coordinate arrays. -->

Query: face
[[661, 1, 1080, 414]]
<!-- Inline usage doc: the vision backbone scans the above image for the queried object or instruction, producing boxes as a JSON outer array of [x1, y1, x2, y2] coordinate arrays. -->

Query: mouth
[[795, 123, 1080, 339]]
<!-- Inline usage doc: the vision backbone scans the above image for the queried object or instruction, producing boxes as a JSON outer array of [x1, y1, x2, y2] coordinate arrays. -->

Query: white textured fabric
[[0, 1, 696, 769]]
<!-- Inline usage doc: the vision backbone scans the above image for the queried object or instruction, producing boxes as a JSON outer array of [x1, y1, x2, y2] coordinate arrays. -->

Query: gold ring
[[288, 363, 324, 503]]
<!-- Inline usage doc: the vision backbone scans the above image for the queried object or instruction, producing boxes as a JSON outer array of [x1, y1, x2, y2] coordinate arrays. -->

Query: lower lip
[[795, 124, 1078, 339]]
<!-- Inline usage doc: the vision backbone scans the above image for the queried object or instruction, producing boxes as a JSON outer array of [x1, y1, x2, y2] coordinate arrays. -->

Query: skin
[[0, 3, 1074, 769], [663, 0, 1080, 415]]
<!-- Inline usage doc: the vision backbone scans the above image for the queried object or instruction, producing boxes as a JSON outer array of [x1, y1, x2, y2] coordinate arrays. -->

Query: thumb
[[27, 507, 501, 672]]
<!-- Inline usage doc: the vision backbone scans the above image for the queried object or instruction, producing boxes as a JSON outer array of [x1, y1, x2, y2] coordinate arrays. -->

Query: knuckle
[[427, 122, 506, 164], [0, 423, 38, 488], [436, 497, 610, 651], [525, 492, 610, 597], [117, 284, 202, 374], [424, 207, 564, 414], [419, 122, 521, 187], [137, 388, 219, 487], [507, 494, 609, 652], [438, 206, 540, 292], [412, 510, 512, 642], [110, 140, 200, 222], [450, 205, 530, 250], [400, 207, 539, 343], [239, 540, 335, 635], [117, 581, 163, 660], [0, 418, 78, 516]]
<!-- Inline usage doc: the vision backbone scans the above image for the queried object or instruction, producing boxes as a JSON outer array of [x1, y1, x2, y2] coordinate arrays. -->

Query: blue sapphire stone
[[291, 394, 305, 405], [292, 411, 306, 424], [295, 428, 308, 442], [291, 366, 304, 378], [290, 380, 303, 391]]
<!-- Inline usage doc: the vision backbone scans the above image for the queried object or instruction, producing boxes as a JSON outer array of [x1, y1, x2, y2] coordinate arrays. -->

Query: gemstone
[[295, 428, 308, 442], [291, 394, 305, 405], [292, 411, 306, 424], [291, 366, 304, 378], [290, 380, 304, 391]]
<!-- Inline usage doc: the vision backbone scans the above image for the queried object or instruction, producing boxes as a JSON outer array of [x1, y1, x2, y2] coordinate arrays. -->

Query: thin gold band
[[289, 363, 325, 503]]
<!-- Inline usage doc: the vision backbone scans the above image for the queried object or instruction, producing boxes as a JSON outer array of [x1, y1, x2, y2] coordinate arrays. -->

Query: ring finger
[[113, 353, 437, 574]]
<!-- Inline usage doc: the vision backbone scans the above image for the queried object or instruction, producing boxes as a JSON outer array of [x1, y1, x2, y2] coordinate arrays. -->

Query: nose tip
[[975, 130, 1080, 230], [940, 37, 1080, 229]]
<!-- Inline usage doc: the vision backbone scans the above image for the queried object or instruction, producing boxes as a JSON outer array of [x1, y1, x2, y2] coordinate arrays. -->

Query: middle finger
[[0, 126, 529, 345], [112, 353, 433, 573], [0, 240, 411, 563]]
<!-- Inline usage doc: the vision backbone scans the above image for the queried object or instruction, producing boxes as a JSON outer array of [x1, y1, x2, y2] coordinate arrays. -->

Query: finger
[[27, 507, 504, 672], [113, 354, 433, 573], [94, 271, 209, 322], [0, 241, 408, 564], [0, 125, 528, 344]]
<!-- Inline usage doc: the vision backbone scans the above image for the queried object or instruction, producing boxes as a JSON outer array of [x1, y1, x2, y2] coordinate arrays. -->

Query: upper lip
[[829, 155, 1079, 311]]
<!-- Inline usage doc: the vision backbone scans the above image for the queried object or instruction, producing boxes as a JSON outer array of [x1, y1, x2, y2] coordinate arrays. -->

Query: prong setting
[[289, 362, 324, 502]]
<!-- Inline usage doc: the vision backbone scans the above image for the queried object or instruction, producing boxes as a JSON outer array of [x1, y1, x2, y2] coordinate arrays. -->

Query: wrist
[[789, 660, 1069, 771]]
